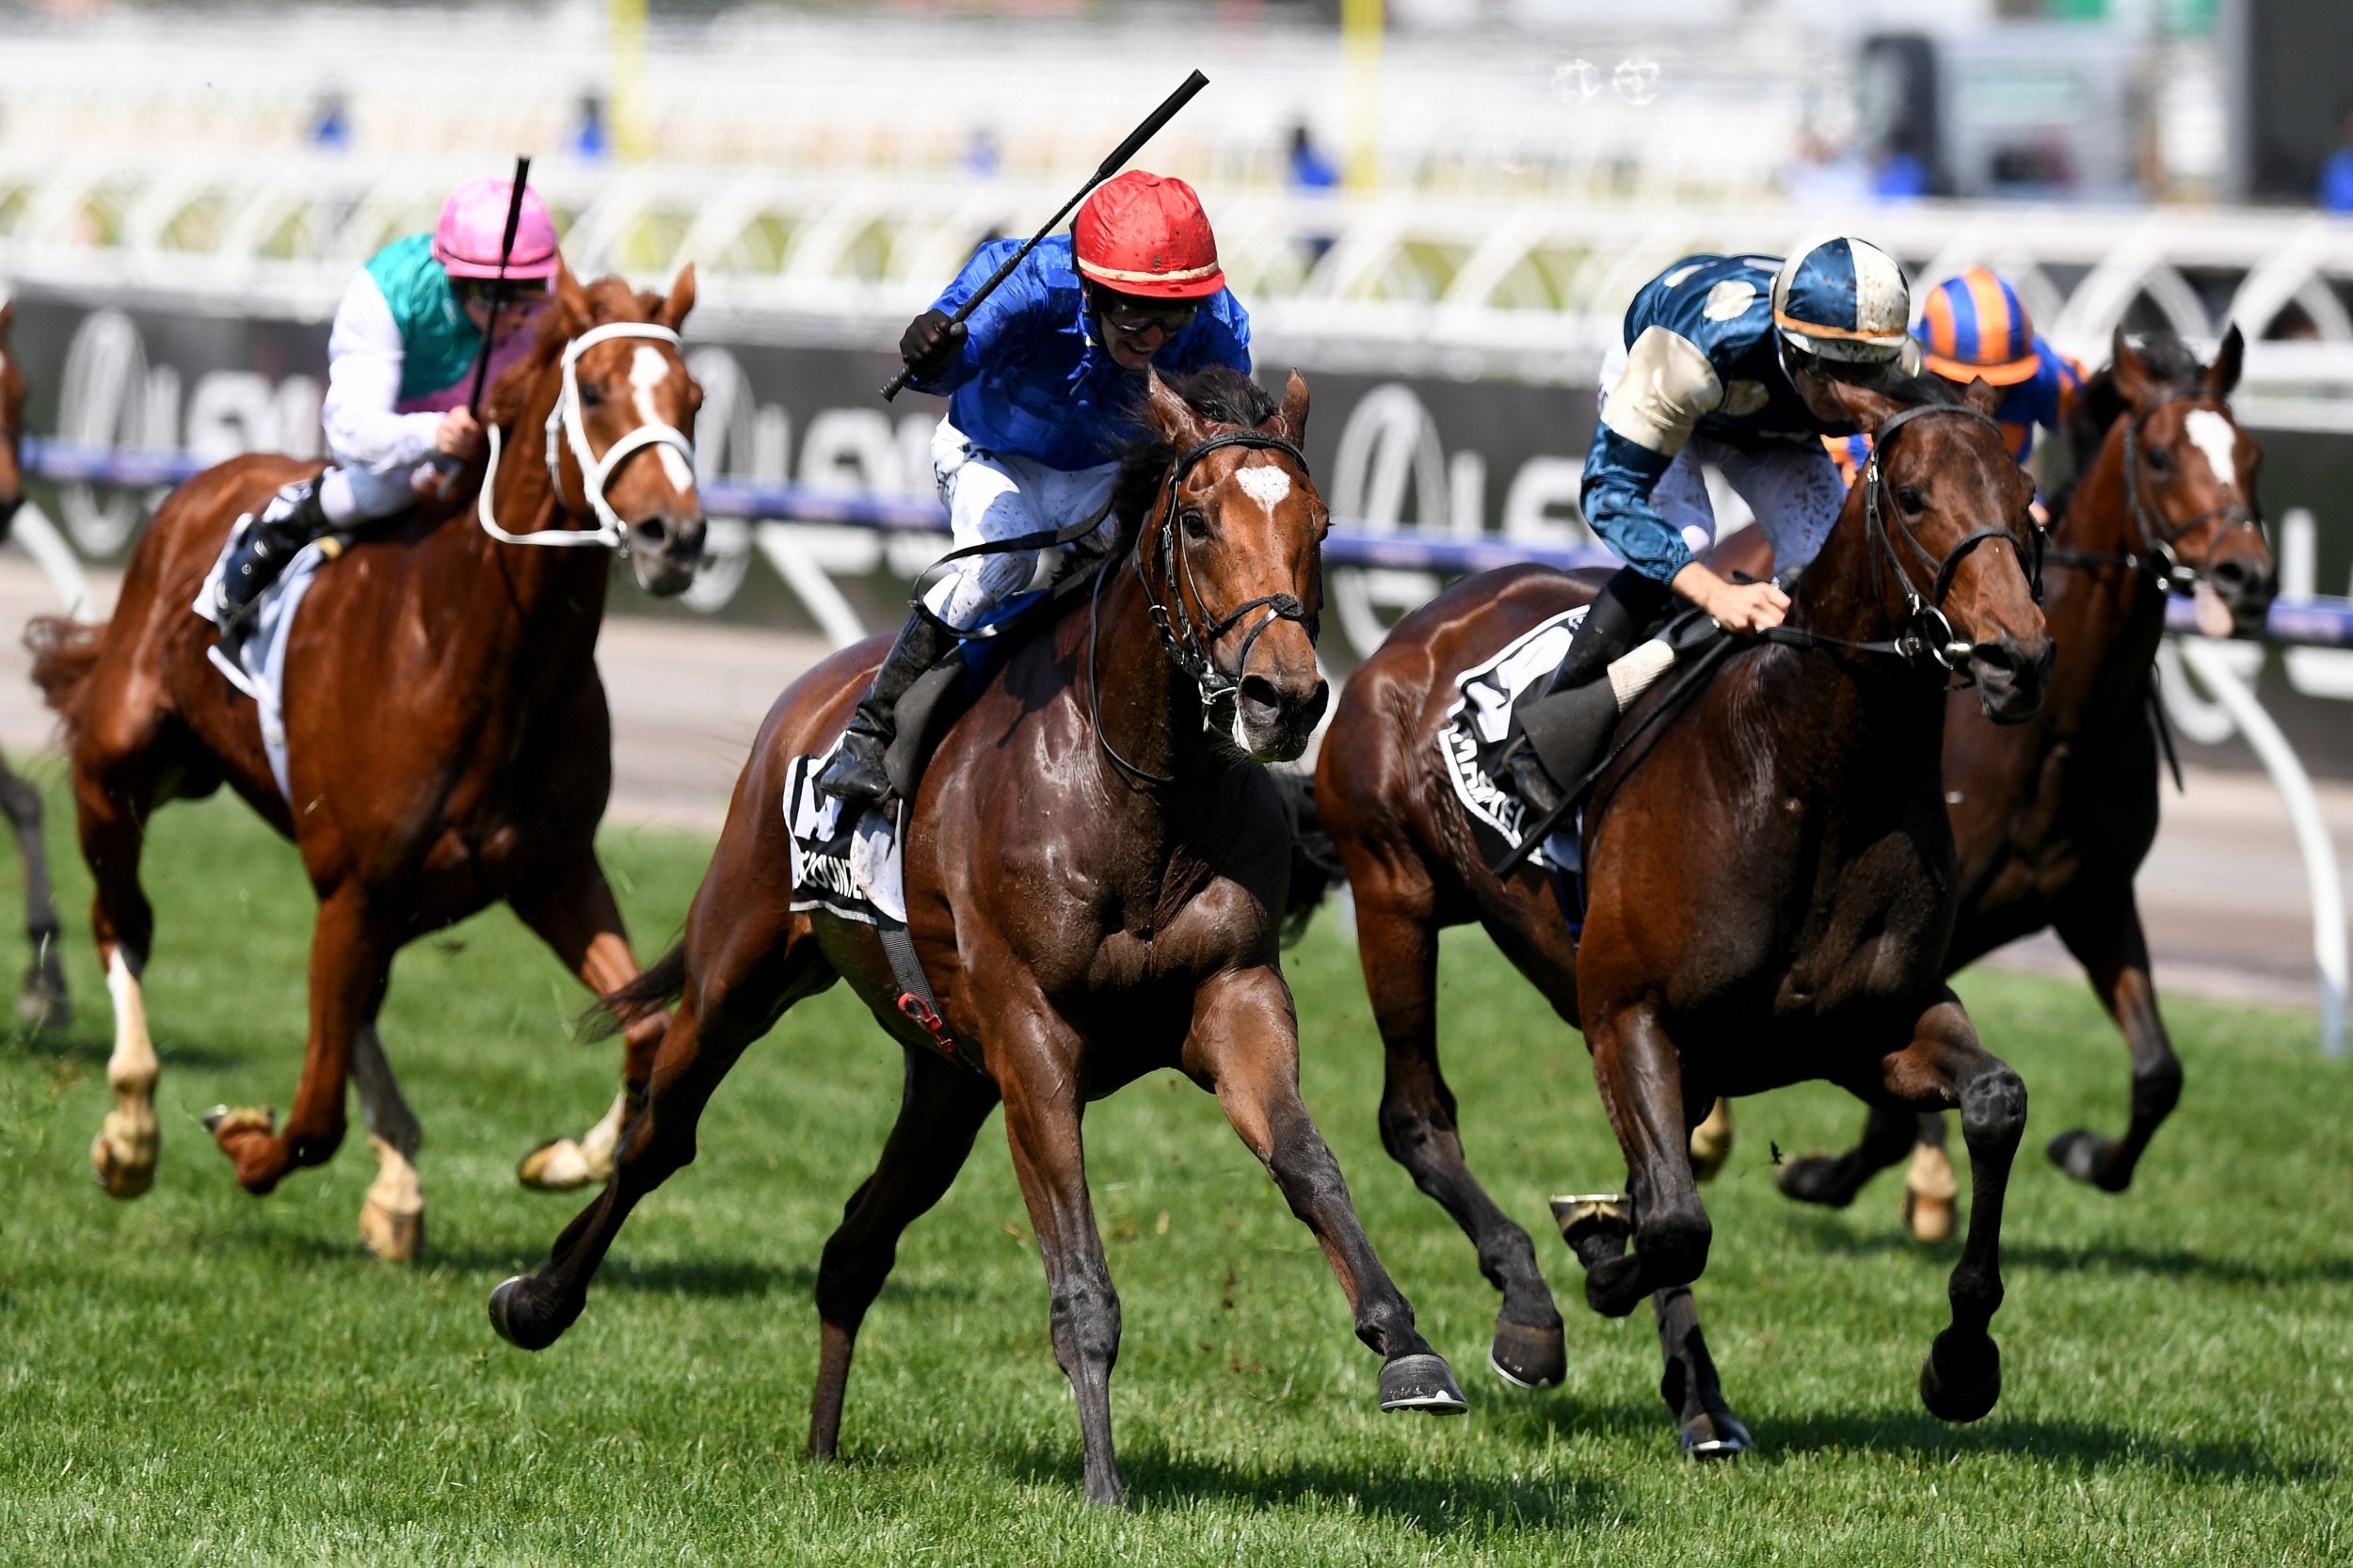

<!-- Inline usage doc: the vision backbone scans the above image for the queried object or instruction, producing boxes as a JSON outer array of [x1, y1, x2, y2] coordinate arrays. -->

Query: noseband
[[477, 320, 698, 551], [1092, 428, 1320, 785], [1858, 402, 2027, 670]]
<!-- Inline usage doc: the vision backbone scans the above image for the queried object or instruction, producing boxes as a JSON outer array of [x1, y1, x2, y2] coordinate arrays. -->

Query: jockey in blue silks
[[1501, 235, 1923, 813], [817, 170, 1252, 808]]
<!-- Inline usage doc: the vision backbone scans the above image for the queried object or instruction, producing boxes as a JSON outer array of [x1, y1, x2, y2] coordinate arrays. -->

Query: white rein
[[477, 320, 697, 550]]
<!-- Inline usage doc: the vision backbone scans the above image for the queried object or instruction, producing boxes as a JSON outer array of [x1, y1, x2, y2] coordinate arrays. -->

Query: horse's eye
[[578, 382, 604, 410], [2146, 446, 2173, 474], [1896, 485, 1926, 514], [1180, 507, 1209, 540]]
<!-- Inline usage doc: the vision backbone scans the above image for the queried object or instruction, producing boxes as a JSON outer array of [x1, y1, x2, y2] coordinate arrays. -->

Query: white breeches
[[920, 419, 1119, 632]]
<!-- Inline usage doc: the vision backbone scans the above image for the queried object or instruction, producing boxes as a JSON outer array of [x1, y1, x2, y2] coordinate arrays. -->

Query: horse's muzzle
[[1970, 632, 2053, 725], [1236, 670, 1329, 762], [2207, 544, 2277, 639], [626, 511, 707, 597]]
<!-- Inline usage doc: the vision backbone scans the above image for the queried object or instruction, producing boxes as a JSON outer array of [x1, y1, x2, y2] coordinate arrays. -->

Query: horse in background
[[1307, 374, 2049, 1454], [0, 296, 72, 1028], [27, 266, 704, 1257]]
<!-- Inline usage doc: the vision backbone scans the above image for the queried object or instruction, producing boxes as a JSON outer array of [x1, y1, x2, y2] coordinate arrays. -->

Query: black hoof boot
[[488, 1273, 582, 1352], [2046, 1128, 2129, 1192], [1919, 1328, 2002, 1423], [1775, 1152, 1858, 1208], [1379, 1352, 1469, 1414], [1488, 1318, 1567, 1390], [1679, 1409, 1756, 1461]]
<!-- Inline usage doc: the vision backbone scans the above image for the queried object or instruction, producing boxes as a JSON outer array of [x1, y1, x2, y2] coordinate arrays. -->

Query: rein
[[477, 320, 697, 551], [2044, 389, 2264, 589], [1092, 428, 1318, 786]]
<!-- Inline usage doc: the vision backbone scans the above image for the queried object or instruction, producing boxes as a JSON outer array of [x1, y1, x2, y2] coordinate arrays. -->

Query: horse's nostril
[[1241, 674, 1282, 712], [1973, 642, 2019, 677]]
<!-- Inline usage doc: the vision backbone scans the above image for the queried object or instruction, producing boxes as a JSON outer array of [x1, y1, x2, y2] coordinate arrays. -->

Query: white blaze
[[2182, 408, 2238, 492], [1235, 465, 1292, 507], [629, 346, 696, 491]]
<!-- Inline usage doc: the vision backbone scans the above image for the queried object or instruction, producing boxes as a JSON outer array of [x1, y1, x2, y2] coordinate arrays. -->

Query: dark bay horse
[[1309, 375, 2050, 1453], [488, 367, 1467, 1507], [27, 266, 705, 1257], [1766, 328, 2276, 1232], [0, 297, 72, 1028]]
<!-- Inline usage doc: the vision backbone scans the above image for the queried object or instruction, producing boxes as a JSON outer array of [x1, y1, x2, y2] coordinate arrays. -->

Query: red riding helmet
[[1072, 170, 1225, 300]]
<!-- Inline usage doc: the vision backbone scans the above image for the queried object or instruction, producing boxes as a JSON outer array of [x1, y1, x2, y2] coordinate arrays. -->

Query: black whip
[[464, 154, 534, 420]]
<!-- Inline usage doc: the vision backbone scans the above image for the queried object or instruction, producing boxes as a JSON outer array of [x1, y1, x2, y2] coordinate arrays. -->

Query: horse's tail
[[583, 940, 689, 1039], [24, 616, 107, 748], [1273, 765, 1348, 946]]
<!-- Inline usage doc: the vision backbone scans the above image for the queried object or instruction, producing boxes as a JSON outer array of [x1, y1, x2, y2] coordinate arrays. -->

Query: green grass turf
[[1, 776, 2348, 1565]]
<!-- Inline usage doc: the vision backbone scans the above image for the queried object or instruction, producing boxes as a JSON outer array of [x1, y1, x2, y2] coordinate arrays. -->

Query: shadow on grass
[[3, 1027, 242, 1071], [1003, 1434, 1616, 1531], [1784, 1211, 2353, 1288]]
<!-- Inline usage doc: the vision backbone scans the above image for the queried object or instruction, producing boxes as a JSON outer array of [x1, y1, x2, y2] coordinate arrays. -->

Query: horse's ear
[[1146, 370, 1203, 446], [553, 261, 593, 329], [1961, 375, 2004, 419], [0, 297, 13, 338], [658, 262, 696, 330], [1816, 376, 1904, 437], [1273, 370, 1310, 443], [2207, 322, 2244, 399], [2111, 327, 2155, 408]]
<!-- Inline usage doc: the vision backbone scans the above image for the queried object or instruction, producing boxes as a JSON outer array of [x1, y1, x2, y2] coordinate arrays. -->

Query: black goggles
[[1096, 293, 1199, 338], [454, 277, 549, 311]]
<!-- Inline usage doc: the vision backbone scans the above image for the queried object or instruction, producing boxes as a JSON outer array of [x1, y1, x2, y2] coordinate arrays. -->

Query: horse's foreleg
[[1581, 1005, 1710, 1320], [0, 755, 69, 1028], [210, 886, 392, 1193], [1652, 1285, 1753, 1459], [2047, 890, 2178, 1193], [1186, 965, 1466, 1417], [79, 772, 158, 1199], [509, 858, 664, 1192], [350, 1020, 424, 1261], [809, 1048, 999, 1464], [1881, 991, 2025, 1424]]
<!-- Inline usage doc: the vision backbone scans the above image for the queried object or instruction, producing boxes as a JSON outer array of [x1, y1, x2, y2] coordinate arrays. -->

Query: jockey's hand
[[900, 310, 968, 381], [435, 408, 486, 461], [1673, 563, 1790, 633]]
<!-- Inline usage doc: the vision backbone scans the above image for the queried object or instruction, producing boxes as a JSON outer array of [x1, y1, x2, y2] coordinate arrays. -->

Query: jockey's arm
[[1579, 327, 1790, 633], [320, 269, 447, 476], [904, 239, 1058, 398]]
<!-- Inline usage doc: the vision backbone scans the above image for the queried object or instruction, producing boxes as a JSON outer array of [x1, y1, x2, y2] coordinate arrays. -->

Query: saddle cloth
[[783, 736, 907, 925], [193, 517, 332, 806], [1438, 605, 1588, 876]]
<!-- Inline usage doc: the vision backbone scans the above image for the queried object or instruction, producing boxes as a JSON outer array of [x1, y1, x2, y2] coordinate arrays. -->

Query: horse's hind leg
[[1362, 898, 1563, 1388], [350, 1018, 424, 1261], [1775, 1101, 1924, 1211], [809, 1048, 999, 1464], [1653, 1285, 1753, 1459], [2045, 888, 2178, 1193], [0, 752, 70, 1028], [507, 856, 667, 1192], [1186, 966, 1466, 1419], [75, 756, 163, 1198], [1880, 991, 2026, 1424]]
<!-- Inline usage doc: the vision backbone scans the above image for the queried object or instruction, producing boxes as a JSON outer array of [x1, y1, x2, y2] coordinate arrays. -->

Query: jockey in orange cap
[[817, 169, 1253, 808], [1824, 269, 2086, 504]]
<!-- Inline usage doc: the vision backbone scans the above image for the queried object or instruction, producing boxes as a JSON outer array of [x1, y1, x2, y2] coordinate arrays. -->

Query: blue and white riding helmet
[[1770, 235, 1913, 371]]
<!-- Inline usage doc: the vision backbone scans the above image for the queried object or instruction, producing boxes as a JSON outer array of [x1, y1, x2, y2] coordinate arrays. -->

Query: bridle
[[1091, 428, 1321, 785], [2044, 388, 2264, 591], [1850, 402, 2030, 671], [476, 320, 698, 550]]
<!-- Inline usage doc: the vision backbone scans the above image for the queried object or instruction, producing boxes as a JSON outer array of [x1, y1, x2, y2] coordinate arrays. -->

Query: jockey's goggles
[[454, 276, 550, 312], [1094, 290, 1199, 339]]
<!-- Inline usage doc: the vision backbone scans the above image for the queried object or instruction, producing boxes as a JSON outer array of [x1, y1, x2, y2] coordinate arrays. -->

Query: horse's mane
[[1877, 372, 1970, 410], [483, 276, 665, 425], [1108, 367, 1282, 547]]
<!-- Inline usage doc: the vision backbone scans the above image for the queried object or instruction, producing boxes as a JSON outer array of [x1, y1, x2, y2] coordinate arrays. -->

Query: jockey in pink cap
[[212, 176, 563, 627]]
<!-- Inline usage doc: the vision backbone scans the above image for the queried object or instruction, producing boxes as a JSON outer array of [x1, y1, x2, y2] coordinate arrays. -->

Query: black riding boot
[[1499, 567, 1673, 815], [816, 610, 958, 808], [215, 477, 331, 629]]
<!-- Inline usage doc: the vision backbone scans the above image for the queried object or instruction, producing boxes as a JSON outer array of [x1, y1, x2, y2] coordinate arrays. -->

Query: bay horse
[[487, 367, 1468, 1508], [1766, 327, 2275, 1232], [0, 296, 72, 1028], [26, 265, 705, 1258], [1308, 374, 2050, 1454]]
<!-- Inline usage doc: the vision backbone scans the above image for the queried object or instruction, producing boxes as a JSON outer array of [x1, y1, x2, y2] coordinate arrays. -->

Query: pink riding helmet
[[432, 177, 562, 281]]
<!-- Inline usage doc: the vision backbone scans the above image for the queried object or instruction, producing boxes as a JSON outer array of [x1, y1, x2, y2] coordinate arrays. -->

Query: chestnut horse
[[488, 368, 1467, 1508], [0, 297, 72, 1027], [1309, 375, 2049, 1454], [27, 266, 705, 1257], [1767, 328, 2276, 1232]]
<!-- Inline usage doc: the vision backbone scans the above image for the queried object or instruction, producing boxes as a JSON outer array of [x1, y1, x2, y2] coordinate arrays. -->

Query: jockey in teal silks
[[1499, 235, 1924, 813], [212, 177, 562, 628], [815, 170, 1253, 808]]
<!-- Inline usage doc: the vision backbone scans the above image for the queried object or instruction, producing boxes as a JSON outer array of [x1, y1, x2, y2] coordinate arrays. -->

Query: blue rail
[[24, 437, 2353, 648]]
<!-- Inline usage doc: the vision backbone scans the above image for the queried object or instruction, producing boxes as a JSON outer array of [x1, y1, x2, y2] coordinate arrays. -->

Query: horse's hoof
[[1901, 1144, 1960, 1243], [359, 1197, 424, 1262], [1583, 1255, 1646, 1319], [1919, 1329, 2002, 1424], [488, 1274, 578, 1352], [1488, 1319, 1566, 1390], [1379, 1352, 1468, 1414], [88, 1122, 156, 1200], [18, 982, 67, 1031], [202, 1104, 274, 1139], [516, 1138, 600, 1192], [2046, 1128, 2129, 1192], [1679, 1410, 1756, 1461], [1774, 1152, 1853, 1208]]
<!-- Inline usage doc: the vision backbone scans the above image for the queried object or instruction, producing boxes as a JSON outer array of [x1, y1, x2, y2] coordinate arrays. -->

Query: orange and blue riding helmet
[[1915, 269, 2041, 387]]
